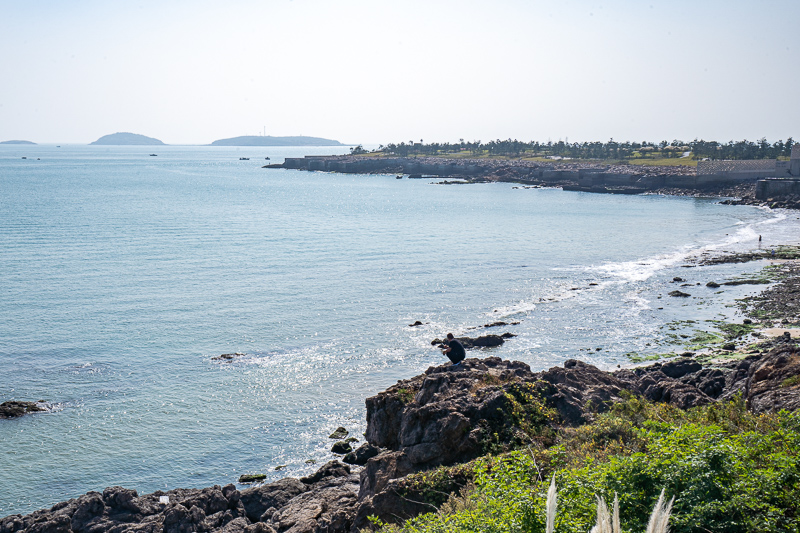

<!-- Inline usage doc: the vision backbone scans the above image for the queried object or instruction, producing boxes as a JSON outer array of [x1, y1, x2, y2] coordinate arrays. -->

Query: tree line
[[376, 137, 795, 161]]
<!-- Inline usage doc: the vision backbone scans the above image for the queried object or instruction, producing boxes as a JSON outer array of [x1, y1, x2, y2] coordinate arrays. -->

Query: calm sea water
[[2, 145, 799, 516]]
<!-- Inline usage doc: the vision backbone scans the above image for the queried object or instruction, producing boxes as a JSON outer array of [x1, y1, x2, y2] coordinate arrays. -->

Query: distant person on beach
[[442, 333, 466, 365]]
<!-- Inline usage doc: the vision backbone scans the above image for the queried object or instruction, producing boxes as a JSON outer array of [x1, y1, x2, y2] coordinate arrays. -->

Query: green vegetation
[[376, 138, 794, 162], [366, 396, 800, 533], [781, 376, 800, 388], [397, 388, 416, 405]]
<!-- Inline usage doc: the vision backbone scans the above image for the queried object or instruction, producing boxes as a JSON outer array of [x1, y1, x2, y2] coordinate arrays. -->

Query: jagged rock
[[342, 443, 381, 466], [267, 474, 358, 533], [745, 345, 800, 413], [706, 281, 721, 288], [668, 290, 691, 297], [240, 478, 307, 523], [299, 461, 350, 485], [537, 359, 630, 425], [7, 349, 800, 533], [0, 401, 46, 419]]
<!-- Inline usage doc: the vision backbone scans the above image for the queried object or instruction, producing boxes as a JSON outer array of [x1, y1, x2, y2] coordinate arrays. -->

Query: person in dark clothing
[[442, 333, 466, 365]]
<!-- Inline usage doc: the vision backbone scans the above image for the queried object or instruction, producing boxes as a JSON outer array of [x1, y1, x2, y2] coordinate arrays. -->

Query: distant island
[[210, 135, 344, 147], [0, 140, 36, 145], [90, 132, 165, 145]]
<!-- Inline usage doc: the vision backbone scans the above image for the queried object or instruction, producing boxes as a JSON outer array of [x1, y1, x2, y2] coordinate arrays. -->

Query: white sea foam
[[588, 208, 794, 283]]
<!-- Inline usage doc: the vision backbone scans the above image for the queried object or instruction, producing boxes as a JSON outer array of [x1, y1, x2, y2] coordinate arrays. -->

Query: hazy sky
[[1, 0, 798, 145]]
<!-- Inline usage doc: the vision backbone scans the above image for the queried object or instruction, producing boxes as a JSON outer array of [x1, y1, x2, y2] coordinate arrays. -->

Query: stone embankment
[[4, 342, 799, 533]]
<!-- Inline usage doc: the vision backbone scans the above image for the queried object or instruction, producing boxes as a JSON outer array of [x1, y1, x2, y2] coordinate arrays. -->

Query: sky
[[1, 0, 798, 145]]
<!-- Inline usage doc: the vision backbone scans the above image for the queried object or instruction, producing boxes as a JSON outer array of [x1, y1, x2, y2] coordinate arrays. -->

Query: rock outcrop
[[4, 344, 799, 533], [0, 401, 47, 419]]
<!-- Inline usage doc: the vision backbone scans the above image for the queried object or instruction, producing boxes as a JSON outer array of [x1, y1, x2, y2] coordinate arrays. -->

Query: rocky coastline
[[4, 189, 800, 532], [272, 155, 800, 209], [4, 333, 798, 532]]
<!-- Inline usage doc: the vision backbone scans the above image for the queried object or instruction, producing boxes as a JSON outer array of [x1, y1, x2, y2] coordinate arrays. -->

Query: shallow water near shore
[[2, 145, 799, 516]]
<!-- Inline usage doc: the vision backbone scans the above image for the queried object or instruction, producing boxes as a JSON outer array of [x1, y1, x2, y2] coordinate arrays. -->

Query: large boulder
[[744, 345, 800, 413]]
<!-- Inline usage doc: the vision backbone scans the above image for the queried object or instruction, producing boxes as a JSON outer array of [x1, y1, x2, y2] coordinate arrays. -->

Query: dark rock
[[102, 487, 140, 513], [500, 332, 517, 338], [673, 277, 685, 282], [331, 441, 353, 454], [409, 321, 424, 327], [660, 358, 702, 379], [342, 443, 381, 466], [462, 335, 505, 348], [239, 474, 267, 483], [300, 461, 350, 485], [668, 290, 691, 297], [722, 279, 771, 286], [70, 492, 104, 532], [240, 478, 307, 522], [267, 472, 358, 533], [481, 321, 519, 328], [431, 334, 507, 349], [0, 401, 46, 419], [539, 359, 629, 425], [212, 352, 246, 361], [328, 426, 348, 439]]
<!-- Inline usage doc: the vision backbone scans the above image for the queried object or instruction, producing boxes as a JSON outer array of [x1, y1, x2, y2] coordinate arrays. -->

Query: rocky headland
[[4, 334, 799, 533], [271, 155, 800, 209]]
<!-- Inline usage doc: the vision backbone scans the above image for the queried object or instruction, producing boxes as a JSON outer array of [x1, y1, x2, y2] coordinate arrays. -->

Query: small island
[[210, 135, 343, 147], [0, 140, 36, 145], [90, 132, 165, 146]]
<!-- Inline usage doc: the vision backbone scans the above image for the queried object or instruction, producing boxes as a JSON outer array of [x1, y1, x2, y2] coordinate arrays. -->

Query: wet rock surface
[[6, 347, 800, 532], [430, 334, 507, 349], [0, 401, 47, 419]]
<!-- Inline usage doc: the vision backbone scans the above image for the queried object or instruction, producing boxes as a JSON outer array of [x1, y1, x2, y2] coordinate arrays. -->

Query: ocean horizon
[[2, 144, 799, 517]]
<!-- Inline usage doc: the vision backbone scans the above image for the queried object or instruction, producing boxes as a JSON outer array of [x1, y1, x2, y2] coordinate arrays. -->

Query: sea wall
[[756, 178, 800, 200]]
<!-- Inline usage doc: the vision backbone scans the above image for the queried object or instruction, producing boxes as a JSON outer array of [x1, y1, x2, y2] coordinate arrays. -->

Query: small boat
[[150, 154, 157, 156], [21, 156, 26, 159], [239, 157, 250, 160], [265, 157, 270, 160]]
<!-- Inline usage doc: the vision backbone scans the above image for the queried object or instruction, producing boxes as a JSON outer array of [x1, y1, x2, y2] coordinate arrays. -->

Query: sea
[[2, 144, 800, 516]]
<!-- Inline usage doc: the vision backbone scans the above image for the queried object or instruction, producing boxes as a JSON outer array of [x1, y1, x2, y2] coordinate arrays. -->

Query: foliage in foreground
[[366, 396, 800, 533]]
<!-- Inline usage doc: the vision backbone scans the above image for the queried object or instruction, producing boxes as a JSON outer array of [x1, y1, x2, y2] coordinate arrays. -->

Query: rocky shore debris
[[0, 400, 47, 419], [5, 347, 800, 532], [668, 290, 691, 297]]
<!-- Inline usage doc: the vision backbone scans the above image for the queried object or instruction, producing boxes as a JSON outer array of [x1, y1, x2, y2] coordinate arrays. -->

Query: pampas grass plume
[[545, 474, 557, 533], [645, 489, 675, 533]]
